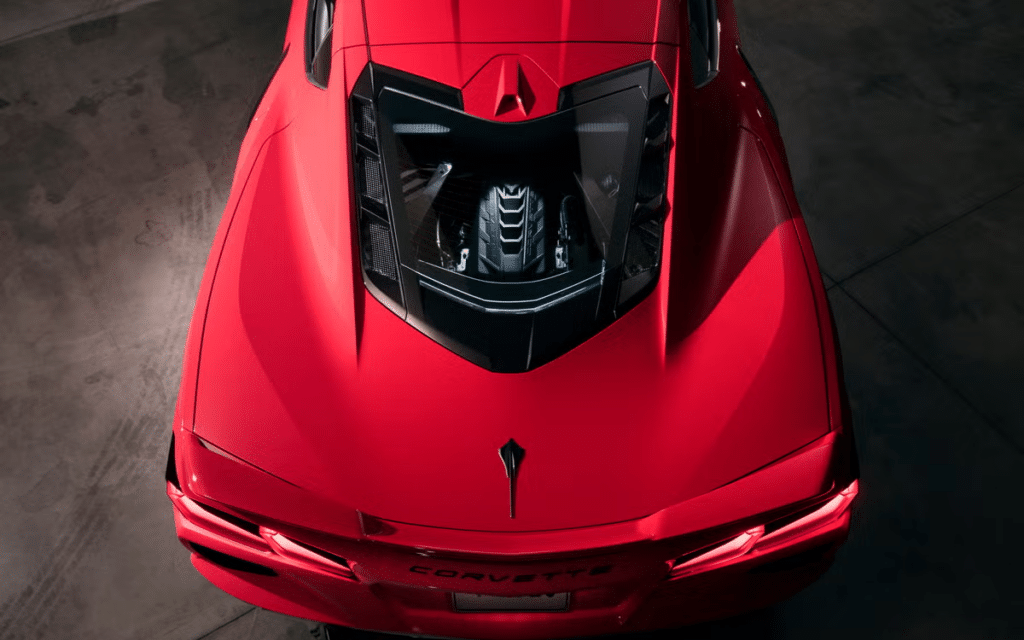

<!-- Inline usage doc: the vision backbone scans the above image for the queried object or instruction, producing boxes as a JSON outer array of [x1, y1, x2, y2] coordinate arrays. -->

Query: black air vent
[[189, 543, 276, 576], [305, 0, 335, 88], [165, 435, 179, 490]]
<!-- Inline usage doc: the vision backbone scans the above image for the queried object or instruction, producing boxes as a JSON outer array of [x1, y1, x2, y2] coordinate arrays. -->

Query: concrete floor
[[0, 0, 161, 48], [0, 0, 1021, 638]]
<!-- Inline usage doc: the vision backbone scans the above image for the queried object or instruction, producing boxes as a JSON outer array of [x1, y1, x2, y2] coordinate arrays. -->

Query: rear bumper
[[168, 429, 857, 639]]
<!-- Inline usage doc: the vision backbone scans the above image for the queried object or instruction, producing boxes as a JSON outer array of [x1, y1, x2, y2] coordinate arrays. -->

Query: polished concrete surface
[[0, 0, 1021, 639]]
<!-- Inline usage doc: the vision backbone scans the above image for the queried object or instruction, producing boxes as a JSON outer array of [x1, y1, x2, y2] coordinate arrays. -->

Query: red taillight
[[170, 488, 359, 582], [755, 479, 858, 553], [667, 525, 765, 579], [261, 529, 359, 581], [667, 480, 859, 580]]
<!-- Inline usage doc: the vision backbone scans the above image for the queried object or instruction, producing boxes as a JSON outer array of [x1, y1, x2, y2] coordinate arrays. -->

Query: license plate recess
[[453, 592, 570, 612]]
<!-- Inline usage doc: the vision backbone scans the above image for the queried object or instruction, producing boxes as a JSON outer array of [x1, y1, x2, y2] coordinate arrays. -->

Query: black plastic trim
[[304, 0, 334, 89], [189, 543, 277, 576], [762, 497, 831, 536], [687, 0, 720, 89], [557, 61, 669, 110], [165, 434, 179, 489], [356, 63, 463, 111]]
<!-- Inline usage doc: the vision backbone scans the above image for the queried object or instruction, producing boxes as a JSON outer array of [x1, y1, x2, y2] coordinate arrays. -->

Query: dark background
[[0, 0, 1021, 638]]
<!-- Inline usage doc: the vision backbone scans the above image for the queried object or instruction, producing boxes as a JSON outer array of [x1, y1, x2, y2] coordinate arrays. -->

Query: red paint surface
[[169, 0, 857, 636], [360, 0, 678, 46]]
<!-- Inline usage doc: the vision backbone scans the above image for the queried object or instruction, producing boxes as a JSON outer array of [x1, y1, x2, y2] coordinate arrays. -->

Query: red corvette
[[166, 0, 859, 637]]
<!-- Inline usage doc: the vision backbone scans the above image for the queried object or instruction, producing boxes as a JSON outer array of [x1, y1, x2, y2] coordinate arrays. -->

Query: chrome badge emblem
[[498, 438, 526, 518]]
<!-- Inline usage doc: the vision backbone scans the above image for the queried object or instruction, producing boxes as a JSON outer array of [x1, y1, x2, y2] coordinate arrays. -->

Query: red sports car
[[166, 0, 859, 637]]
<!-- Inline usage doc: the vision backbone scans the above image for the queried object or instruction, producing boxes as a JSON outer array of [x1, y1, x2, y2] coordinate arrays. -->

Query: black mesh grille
[[365, 217, 397, 280], [362, 156, 384, 203], [359, 101, 377, 139], [623, 218, 662, 277], [360, 211, 403, 305]]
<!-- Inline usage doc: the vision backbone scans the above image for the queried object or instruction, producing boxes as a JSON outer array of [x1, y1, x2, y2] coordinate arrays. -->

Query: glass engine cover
[[351, 63, 671, 372]]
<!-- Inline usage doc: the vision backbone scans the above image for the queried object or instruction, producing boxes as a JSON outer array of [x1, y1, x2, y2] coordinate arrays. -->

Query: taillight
[[261, 529, 359, 581], [755, 479, 859, 553], [667, 480, 859, 580], [668, 525, 765, 579]]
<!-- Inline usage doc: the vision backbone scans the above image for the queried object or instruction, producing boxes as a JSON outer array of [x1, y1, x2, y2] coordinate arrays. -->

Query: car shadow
[[322, 606, 783, 640]]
